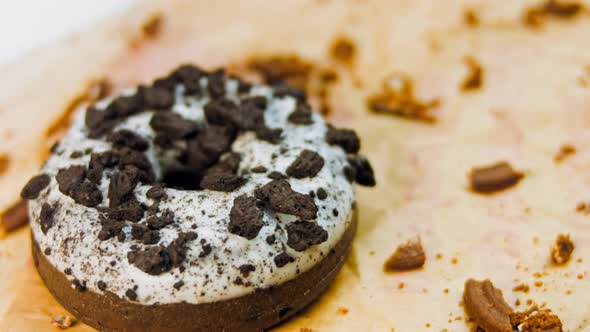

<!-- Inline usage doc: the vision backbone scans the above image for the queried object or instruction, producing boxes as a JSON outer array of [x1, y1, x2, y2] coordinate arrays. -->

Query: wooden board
[[1, 0, 590, 331]]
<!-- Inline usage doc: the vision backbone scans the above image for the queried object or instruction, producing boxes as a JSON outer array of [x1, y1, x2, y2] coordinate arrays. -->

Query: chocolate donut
[[21, 65, 375, 331]]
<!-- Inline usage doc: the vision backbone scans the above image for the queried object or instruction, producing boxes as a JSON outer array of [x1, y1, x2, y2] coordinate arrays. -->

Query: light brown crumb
[[451, 258, 459, 265], [337, 307, 349, 315], [551, 234, 574, 265], [513, 284, 530, 293], [330, 37, 356, 66], [383, 237, 426, 272], [367, 74, 440, 123], [523, 0, 584, 28], [398, 282, 405, 289], [469, 161, 524, 194], [300, 328, 313, 332], [461, 56, 484, 91], [554, 144, 576, 163], [52, 316, 77, 329], [142, 13, 163, 38], [534, 281, 543, 288], [509, 307, 563, 331], [464, 8, 480, 27], [0, 153, 9, 175]]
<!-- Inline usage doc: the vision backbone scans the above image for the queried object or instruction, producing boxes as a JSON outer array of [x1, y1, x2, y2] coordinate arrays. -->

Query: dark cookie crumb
[[150, 112, 200, 139], [173, 280, 185, 290], [97, 280, 107, 291], [21, 174, 51, 199], [251, 166, 268, 173], [274, 252, 295, 268], [107, 129, 149, 151], [255, 179, 318, 220], [39, 203, 56, 234], [267, 171, 287, 180], [228, 194, 264, 240], [127, 232, 197, 275], [286, 150, 325, 178], [73, 279, 87, 292], [326, 126, 360, 154], [238, 264, 256, 277], [316, 188, 328, 200], [288, 101, 313, 125], [207, 69, 226, 99], [266, 234, 276, 245], [44, 247, 52, 255], [146, 184, 167, 200], [199, 243, 212, 258], [286, 220, 328, 252], [470, 161, 523, 194], [125, 288, 138, 301], [349, 155, 376, 186]]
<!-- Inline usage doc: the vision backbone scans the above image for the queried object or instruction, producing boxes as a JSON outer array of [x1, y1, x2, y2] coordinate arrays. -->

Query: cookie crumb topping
[[384, 237, 426, 272], [469, 161, 523, 194]]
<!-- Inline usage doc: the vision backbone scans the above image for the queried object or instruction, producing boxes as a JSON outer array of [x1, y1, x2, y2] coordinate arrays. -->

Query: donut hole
[[161, 167, 203, 191]]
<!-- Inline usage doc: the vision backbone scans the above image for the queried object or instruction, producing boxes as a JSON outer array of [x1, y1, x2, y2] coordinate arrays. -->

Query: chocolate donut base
[[32, 213, 356, 332]]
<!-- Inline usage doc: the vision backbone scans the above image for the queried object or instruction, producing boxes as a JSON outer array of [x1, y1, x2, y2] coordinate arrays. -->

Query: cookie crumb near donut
[[551, 234, 574, 265], [384, 237, 426, 272]]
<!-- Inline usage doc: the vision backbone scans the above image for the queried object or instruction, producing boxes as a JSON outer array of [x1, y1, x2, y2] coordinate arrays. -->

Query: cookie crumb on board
[[367, 74, 440, 123], [384, 237, 426, 272], [551, 234, 574, 265], [469, 161, 524, 194], [51, 315, 77, 329], [554, 144, 576, 163], [461, 56, 483, 91], [523, 0, 584, 28], [0, 153, 10, 175], [463, 279, 563, 332], [464, 8, 480, 27], [142, 13, 163, 38], [0, 200, 28, 232], [330, 36, 356, 66]]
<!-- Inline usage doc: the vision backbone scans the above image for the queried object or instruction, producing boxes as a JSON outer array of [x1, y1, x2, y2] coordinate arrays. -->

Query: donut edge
[[31, 209, 357, 332]]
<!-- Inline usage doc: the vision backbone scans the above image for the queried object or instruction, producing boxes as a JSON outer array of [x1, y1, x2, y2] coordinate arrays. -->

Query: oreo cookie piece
[[228, 195, 264, 240], [286, 150, 325, 178], [254, 179, 318, 220]]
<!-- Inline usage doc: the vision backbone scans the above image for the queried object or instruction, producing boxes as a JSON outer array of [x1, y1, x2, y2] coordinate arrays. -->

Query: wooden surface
[[1, 0, 590, 331]]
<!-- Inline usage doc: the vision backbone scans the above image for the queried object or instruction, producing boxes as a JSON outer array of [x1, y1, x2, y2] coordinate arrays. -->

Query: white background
[[0, 0, 137, 66]]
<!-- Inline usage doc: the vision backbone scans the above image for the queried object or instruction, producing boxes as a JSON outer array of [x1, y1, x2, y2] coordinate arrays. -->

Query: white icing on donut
[[29, 79, 354, 305]]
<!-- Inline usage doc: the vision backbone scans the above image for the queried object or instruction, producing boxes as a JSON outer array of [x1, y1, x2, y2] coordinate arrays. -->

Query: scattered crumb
[[509, 307, 563, 331], [0, 153, 9, 175], [300, 328, 313, 332], [384, 237, 426, 272], [461, 56, 483, 91], [523, 0, 584, 28], [444, 288, 450, 294], [513, 284, 530, 293], [247, 55, 338, 115], [367, 74, 440, 123], [369, 250, 375, 256], [142, 13, 163, 38], [436, 253, 444, 260], [52, 316, 77, 329], [337, 307, 349, 315], [1, 200, 28, 232], [330, 36, 356, 66], [398, 282, 405, 289], [554, 144, 576, 163], [464, 8, 480, 27], [451, 258, 458, 265], [551, 234, 574, 265], [533, 281, 543, 288], [575, 202, 590, 214], [469, 161, 524, 194]]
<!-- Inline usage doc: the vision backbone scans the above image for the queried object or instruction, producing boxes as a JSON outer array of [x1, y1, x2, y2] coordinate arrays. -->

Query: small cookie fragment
[[509, 307, 563, 332], [0, 153, 10, 175], [274, 251, 295, 267], [463, 279, 513, 332], [21, 174, 51, 199], [384, 237, 426, 272], [52, 315, 77, 329], [554, 144, 575, 163], [469, 161, 523, 194], [523, 0, 584, 28], [326, 126, 360, 154], [228, 195, 264, 240], [286, 220, 328, 252], [255, 179, 318, 220], [330, 37, 356, 65], [1, 200, 28, 232], [348, 155, 376, 187], [288, 101, 313, 125], [286, 150, 325, 179], [461, 56, 483, 91], [551, 234, 574, 265], [39, 203, 56, 234]]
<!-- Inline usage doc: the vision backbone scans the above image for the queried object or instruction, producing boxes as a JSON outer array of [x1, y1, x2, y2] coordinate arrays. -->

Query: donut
[[21, 65, 375, 332]]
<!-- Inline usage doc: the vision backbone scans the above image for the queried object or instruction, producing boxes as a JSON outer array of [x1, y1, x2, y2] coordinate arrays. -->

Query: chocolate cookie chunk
[[39, 203, 56, 234], [286, 221, 328, 252], [136, 85, 174, 110], [349, 155, 376, 186], [150, 112, 200, 139], [274, 252, 295, 267], [21, 174, 51, 199], [108, 167, 140, 208], [286, 150, 325, 178], [288, 101, 313, 125], [107, 130, 149, 151], [207, 69, 226, 99], [326, 126, 360, 154], [255, 179, 317, 220], [228, 195, 264, 240]]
